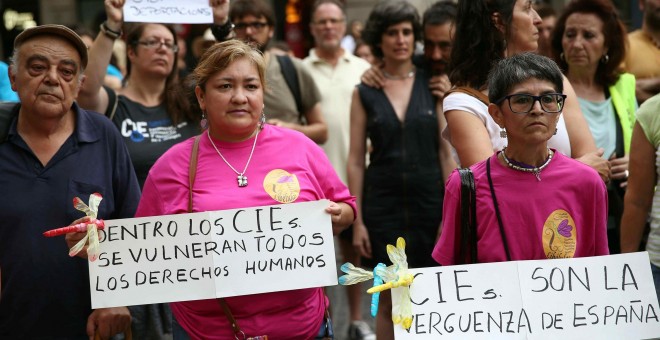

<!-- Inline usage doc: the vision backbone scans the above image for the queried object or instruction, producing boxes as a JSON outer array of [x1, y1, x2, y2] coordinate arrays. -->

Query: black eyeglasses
[[234, 22, 269, 31], [137, 39, 179, 53], [495, 93, 567, 114]]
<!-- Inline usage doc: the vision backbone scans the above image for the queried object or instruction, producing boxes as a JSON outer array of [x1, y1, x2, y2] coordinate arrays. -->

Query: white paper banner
[[393, 252, 660, 339], [124, 0, 213, 24], [89, 200, 336, 308]]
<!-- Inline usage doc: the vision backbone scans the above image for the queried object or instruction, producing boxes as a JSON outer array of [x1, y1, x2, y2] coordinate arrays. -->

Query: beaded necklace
[[500, 147, 554, 181]]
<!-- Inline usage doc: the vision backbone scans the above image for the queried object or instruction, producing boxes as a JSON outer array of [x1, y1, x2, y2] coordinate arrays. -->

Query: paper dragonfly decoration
[[43, 193, 105, 262], [338, 237, 415, 330]]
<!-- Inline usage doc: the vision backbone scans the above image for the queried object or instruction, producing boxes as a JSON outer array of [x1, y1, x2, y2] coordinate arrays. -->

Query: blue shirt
[[106, 64, 123, 80], [0, 61, 18, 102], [0, 103, 140, 338]]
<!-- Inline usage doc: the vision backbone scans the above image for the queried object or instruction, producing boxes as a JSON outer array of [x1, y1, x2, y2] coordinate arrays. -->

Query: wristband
[[100, 21, 122, 40], [210, 20, 234, 42]]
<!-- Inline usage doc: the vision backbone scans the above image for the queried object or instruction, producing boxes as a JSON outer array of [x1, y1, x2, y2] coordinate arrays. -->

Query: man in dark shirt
[[0, 24, 141, 338]]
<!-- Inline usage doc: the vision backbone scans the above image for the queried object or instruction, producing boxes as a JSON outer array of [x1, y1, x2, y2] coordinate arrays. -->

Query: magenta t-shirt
[[136, 125, 356, 339], [433, 151, 609, 265]]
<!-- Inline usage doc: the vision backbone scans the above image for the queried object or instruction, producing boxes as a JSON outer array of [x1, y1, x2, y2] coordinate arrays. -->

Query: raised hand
[[209, 0, 231, 25], [104, 0, 125, 30]]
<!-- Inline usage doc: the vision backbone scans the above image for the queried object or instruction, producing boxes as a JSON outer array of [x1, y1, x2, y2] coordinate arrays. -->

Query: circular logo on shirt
[[542, 209, 577, 259], [263, 169, 300, 203]]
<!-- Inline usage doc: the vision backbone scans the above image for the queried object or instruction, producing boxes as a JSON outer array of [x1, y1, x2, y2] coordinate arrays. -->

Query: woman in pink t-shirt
[[135, 40, 356, 339], [434, 53, 609, 266]]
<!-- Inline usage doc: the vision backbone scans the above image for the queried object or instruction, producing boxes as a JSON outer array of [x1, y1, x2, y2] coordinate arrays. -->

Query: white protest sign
[[89, 200, 336, 308], [124, 0, 213, 24], [393, 252, 660, 340]]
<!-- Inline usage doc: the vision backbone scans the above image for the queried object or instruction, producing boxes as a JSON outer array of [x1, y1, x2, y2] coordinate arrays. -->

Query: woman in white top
[[443, 0, 609, 180]]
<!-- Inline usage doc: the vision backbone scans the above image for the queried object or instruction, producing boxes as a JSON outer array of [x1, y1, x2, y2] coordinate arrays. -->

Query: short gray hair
[[8, 47, 18, 74], [488, 53, 564, 103]]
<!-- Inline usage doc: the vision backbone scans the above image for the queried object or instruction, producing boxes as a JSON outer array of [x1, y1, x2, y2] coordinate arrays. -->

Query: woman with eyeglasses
[[77, 0, 199, 188], [75, 0, 201, 338], [433, 52, 609, 266], [443, 0, 610, 181], [550, 0, 637, 254]]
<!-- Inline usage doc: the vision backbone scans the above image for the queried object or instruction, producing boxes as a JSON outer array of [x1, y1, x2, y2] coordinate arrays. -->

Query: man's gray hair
[[488, 53, 564, 103]]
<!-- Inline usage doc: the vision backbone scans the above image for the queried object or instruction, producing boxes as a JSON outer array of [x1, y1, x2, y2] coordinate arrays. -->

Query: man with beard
[[417, 0, 456, 98], [302, 1, 373, 339], [625, 0, 660, 103], [228, 0, 327, 144]]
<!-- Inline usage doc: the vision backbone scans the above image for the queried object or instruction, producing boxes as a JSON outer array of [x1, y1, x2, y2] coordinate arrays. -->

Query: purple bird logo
[[277, 175, 294, 183], [557, 219, 573, 238]]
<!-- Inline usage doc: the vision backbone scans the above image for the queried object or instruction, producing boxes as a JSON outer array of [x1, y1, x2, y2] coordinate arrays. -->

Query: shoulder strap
[[486, 157, 512, 262], [276, 55, 304, 122], [217, 298, 243, 336], [187, 133, 245, 336], [458, 168, 478, 264], [446, 86, 489, 106], [0, 102, 20, 143], [103, 86, 120, 120], [188, 134, 202, 213]]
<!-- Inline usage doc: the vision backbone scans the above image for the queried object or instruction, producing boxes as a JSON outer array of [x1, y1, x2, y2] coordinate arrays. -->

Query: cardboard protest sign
[[393, 252, 660, 339], [89, 200, 336, 308], [124, 0, 213, 23]]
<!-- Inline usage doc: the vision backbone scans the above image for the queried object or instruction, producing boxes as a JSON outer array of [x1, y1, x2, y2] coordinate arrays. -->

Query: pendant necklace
[[382, 66, 416, 80], [207, 129, 259, 187], [500, 147, 554, 181]]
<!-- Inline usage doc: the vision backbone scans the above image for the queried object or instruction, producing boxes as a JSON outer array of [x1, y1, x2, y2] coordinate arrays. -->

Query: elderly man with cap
[[0, 24, 140, 338]]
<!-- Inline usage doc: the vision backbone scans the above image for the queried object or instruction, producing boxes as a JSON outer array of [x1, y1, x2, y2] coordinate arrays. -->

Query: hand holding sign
[[89, 200, 337, 309]]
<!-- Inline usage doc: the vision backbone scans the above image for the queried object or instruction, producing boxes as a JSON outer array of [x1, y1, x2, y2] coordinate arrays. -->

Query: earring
[[601, 54, 609, 64], [259, 111, 266, 129], [560, 52, 565, 61], [500, 128, 507, 138], [554, 128, 558, 135], [200, 110, 208, 130]]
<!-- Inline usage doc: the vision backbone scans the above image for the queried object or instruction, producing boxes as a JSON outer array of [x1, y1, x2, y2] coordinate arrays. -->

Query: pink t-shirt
[[136, 125, 356, 339], [433, 151, 609, 265]]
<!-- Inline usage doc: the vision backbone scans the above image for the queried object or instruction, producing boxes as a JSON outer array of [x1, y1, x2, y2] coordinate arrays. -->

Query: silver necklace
[[207, 129, 259, 187], [500, 147, 554, 181], [382, 66, 416, 80]]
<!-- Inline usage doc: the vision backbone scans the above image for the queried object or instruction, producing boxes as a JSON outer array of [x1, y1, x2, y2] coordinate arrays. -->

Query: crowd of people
[[0, 0, 658, 339]]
